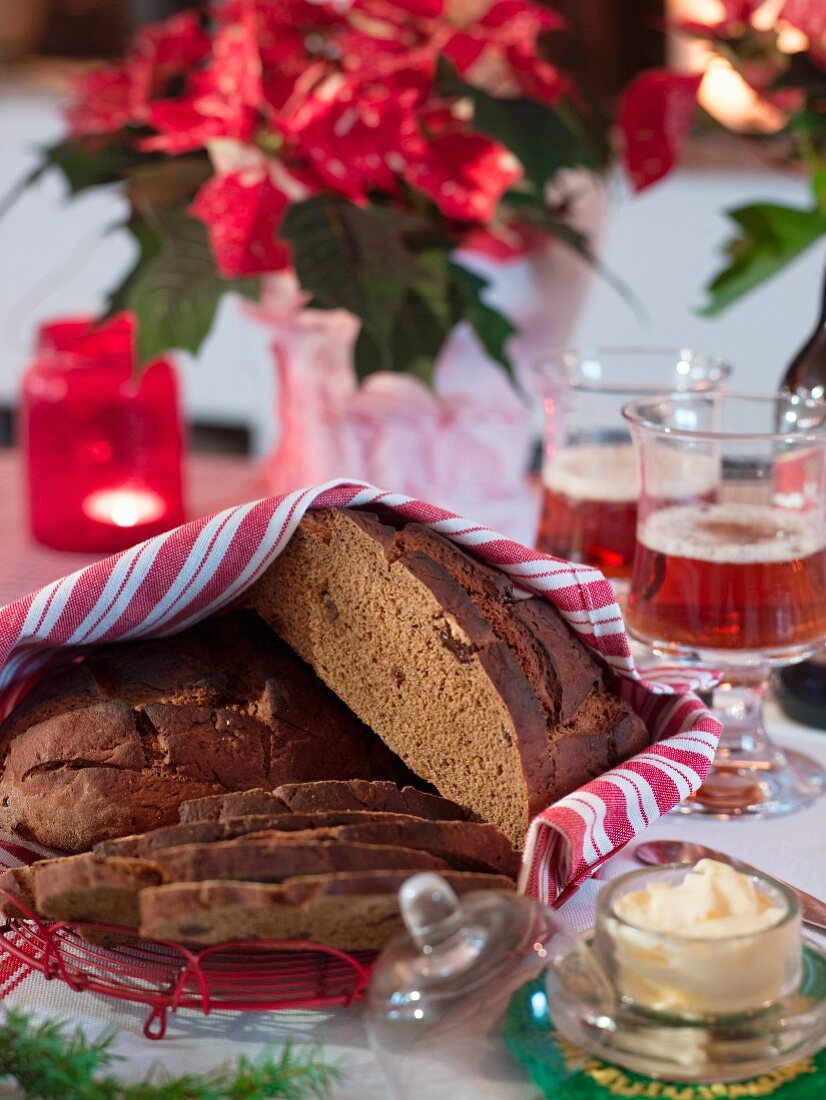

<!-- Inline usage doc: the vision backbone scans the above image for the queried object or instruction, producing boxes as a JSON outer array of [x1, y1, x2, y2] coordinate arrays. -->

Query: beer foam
[[639, 503, 826, 564], [543, 443, 638, 503], [544, 444, 717, 503]]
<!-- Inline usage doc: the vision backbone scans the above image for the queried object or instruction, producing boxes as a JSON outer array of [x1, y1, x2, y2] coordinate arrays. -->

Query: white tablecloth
[[3, 701, 825, 1099]]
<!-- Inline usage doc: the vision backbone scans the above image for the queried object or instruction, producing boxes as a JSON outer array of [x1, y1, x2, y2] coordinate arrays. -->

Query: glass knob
[[399, 873, 465, 951]]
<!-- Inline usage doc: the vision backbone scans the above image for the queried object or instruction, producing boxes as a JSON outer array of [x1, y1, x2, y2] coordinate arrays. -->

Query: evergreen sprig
[[0, 1008, 342, 1100]]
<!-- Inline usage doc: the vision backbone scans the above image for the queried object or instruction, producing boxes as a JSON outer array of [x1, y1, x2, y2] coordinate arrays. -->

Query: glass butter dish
[[366, 866, 826, 1095], [558, 861, 826, 1083]]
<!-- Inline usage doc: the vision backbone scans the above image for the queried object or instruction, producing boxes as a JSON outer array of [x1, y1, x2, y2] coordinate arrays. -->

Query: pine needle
[[0, 1008, 343, 1099]]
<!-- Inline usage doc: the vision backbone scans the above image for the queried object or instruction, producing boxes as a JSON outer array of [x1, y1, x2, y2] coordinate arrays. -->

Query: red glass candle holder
[[22, 314, 184, 553]]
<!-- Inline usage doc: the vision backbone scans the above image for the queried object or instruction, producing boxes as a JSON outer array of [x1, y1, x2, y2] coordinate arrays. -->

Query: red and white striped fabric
[[0, 480, 721, 915]]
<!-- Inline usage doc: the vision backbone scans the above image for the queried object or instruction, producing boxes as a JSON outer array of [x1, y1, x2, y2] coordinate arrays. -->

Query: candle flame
[[82, 488, 167, 528]]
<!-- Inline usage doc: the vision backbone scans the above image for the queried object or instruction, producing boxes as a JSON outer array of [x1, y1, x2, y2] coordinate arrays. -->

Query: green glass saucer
[[505, 945, 826, 1097]]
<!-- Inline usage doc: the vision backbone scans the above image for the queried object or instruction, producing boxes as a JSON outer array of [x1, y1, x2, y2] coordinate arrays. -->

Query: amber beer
[[627, 503, 826, 653], [537, 443, 638, 578]]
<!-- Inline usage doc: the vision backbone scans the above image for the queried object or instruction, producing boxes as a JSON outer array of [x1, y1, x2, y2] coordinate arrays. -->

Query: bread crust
[[0, 613, 415, 851]]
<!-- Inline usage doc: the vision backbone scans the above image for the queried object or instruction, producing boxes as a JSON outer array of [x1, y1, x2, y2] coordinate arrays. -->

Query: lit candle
[[82, 487, 167, 528], [22, 313, 184, 552]]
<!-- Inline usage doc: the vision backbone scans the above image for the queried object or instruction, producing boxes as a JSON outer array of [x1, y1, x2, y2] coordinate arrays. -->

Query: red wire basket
[[0, 886, 375, 1038]]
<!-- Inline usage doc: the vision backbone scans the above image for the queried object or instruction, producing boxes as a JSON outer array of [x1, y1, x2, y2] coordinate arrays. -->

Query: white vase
[[258, 171, 604, 544]]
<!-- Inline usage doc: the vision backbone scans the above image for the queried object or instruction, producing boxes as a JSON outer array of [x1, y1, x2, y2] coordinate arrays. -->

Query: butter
[[614, 859, 785, 939], [595, 861, 802, 1017]]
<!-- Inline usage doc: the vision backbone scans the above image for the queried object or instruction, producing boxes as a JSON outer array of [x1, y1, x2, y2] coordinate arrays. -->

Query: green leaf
[[700, 202, 826, 316], [387, 289, 453, 384], [407, 247, 453, 330], [812, 168, 826, 215], [280, 195, 418, 364], [436, 61, 593, 197], [351, 247, 521, 388], [105, 217, 164, 320], [116, 207, 258, 364], [352, 248, 454, 384], [42, 137, 152, 195], [0, 138, 169, 224], [387, 250, 455, 384], [472, 95, 589, 195], [125, 156, 212, 211], [449, 262, 518, 384]]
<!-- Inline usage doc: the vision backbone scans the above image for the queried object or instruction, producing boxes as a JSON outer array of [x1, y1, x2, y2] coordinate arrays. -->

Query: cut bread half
[[249, 508, 649, 847]]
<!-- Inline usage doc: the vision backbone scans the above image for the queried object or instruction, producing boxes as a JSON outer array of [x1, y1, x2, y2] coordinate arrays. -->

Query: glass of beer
[[535, 348, 730, 592], [624, 391, 826, 817]]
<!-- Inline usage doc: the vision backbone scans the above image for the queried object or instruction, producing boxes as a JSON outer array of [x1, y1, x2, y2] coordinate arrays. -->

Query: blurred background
[[0, 0, 819, 457]]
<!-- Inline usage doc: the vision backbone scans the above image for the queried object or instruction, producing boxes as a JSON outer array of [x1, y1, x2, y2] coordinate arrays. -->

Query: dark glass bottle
[[775, 264, 826, 729]]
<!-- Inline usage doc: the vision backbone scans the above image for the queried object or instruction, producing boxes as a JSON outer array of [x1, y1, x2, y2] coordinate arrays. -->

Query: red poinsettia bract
[[191, 167, 292, 277], [444, 0, 567, 103], [141, 10, 263, 153], [619, 69, 702, 192], [406, 127, 522, 221], [66, 11, 209, 136], [66, 67, 136, 136], [384, 0, 445, 16], [279, 60, 433, 201]]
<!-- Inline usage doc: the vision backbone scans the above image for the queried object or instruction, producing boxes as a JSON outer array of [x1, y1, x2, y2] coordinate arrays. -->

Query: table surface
[[0, 450, 824, 1097]]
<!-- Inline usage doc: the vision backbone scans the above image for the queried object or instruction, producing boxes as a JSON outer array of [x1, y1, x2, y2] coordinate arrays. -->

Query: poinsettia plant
[[618, 0, 826, 314], [29, 0, 610, 384]]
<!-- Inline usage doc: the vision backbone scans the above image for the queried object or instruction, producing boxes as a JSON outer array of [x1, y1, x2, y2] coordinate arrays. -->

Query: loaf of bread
[[0, 613, 416, 851], [249, 509, 649, 847], [139, 871, 514, 948]]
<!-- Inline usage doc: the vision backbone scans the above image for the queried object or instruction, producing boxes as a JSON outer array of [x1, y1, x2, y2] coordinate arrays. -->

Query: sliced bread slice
[[149, 838, 447, 884], [272, 781, 470, 821], [96, 810, 443, 858], [139, 870, 514, 947], [32, 854, 166, 927], [0, 864, 38, 918], [178, 781, 469, 825]]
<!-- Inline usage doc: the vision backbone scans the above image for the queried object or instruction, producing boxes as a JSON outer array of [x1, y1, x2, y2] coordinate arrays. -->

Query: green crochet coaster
[[504, 977, 825, 1100]]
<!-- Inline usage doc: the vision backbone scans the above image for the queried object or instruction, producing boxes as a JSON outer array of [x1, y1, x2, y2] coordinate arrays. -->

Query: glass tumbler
[[535, 348, 730, 595]]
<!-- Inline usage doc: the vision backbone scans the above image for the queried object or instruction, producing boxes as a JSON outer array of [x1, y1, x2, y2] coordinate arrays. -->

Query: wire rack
[[0, 886, 375, 1038]]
